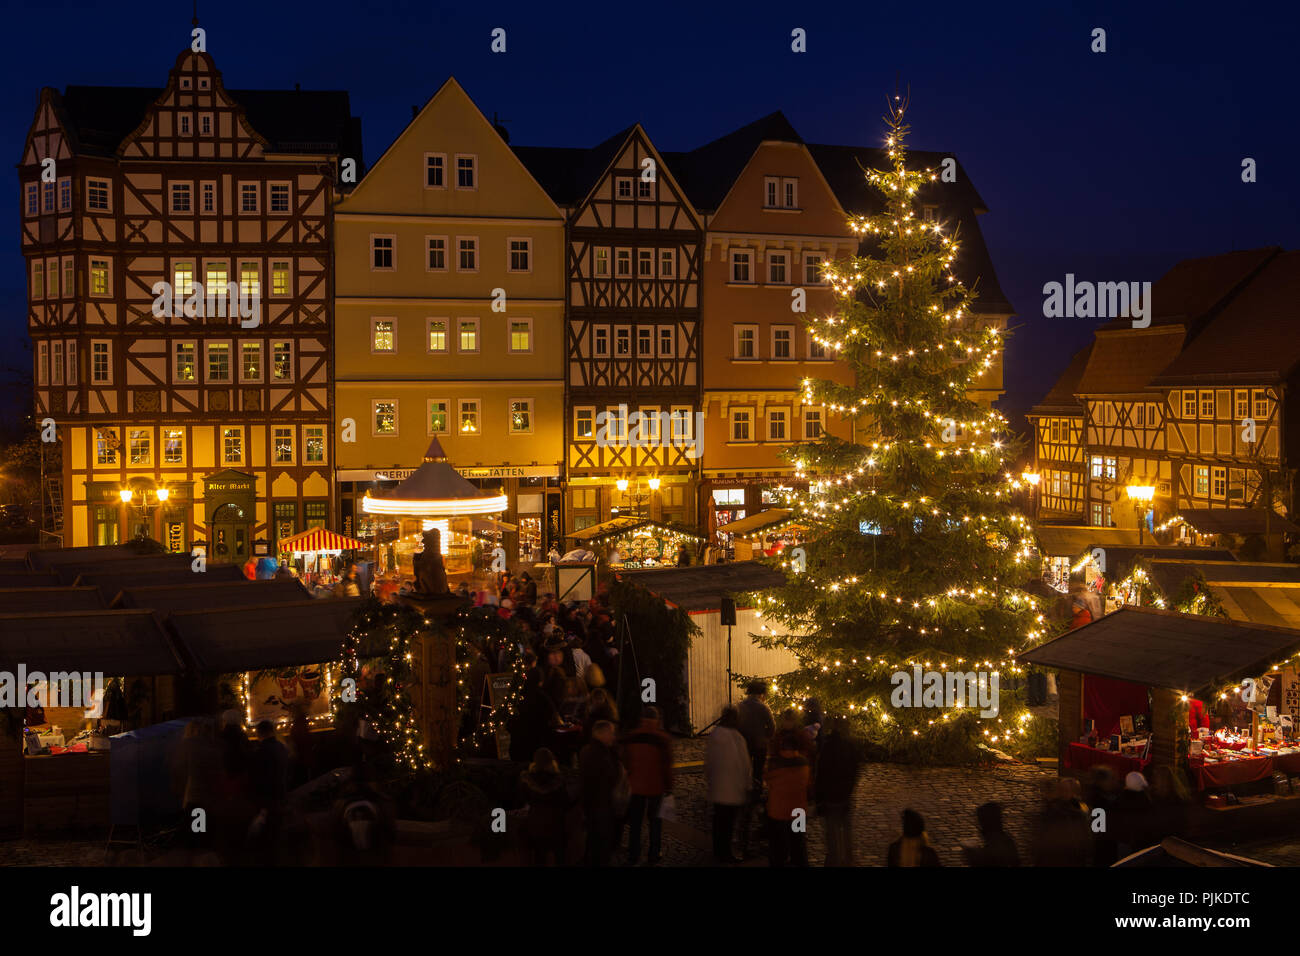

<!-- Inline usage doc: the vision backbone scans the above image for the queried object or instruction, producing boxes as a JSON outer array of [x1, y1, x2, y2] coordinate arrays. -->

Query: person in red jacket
[[620, 706, 673, 865], [764, 728, 812, 866]]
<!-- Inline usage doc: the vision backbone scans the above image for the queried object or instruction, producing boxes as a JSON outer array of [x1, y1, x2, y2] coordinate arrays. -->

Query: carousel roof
[[362, 438, 508, 517]]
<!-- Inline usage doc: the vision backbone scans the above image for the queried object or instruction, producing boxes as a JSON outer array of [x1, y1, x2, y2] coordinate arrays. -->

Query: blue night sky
[[2, 0, 1296, 429]]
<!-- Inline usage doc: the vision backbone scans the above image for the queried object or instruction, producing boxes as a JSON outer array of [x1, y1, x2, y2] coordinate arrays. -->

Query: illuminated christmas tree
[[756, 97, 1046, 761]]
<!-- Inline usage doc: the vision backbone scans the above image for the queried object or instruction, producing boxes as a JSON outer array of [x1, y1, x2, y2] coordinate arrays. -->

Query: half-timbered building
[[515, 127, 703, 532], [21, 50, 360, 558], [1028, 344, 1090, 520]]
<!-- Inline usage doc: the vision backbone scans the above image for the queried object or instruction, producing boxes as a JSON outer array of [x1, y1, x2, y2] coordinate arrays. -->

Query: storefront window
[[274, 502, 297, 546], [93, 504, 119, 546], [305, 501, 328, 530]]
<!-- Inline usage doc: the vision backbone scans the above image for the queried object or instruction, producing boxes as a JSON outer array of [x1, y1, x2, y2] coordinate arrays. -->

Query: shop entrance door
[[210, 502, 251, 564]]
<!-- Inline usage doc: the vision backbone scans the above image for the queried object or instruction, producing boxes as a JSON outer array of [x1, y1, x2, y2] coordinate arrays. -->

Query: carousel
[[361, 438, 509, 581]]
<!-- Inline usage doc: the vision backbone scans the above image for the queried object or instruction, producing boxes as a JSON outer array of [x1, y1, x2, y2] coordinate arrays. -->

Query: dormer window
[[764, 177, 779, 208], [180, 77, 192, 90]]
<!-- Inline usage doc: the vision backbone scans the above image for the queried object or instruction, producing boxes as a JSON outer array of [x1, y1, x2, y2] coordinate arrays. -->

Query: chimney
[[411, 104, 419, 120]]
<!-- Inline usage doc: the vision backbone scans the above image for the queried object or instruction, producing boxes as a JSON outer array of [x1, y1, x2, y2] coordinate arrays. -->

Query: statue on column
[[412, 527, 451, 596]]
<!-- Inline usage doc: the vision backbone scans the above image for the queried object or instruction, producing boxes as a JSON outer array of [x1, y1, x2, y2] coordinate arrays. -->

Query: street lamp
[[1127, 484, 1156, 545], [119, 484, 171, 541]]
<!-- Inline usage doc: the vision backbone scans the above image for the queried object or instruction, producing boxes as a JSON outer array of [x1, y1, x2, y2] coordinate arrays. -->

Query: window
[[458, 400, 480, 435], [575, 407, 595, 439], [425, 154, 446, 188], [731, 408, 753, 442], [764, 177, 779, 208], [637, 406, 661, 444], [66, 342, 76, 384], [96, 429, 117, 465], [1090, 456, 1103, 479], [615, 328, 631, 357], [1182, 390, 1197, 418], [730, 249, 753, 283], [200, 113, 212, 135], [37, 341, 48, 385], [305, 502, 328, 530], [1091, 503, 1110, 527], [455, 155, 477, 189], [1254, 390, 1270, 420], [240, 262, 260, 298], [222, 427, 243, 464], [1199, 389, 1215, 419], [457, 237, 478, 272], [1212, 466, 1227, 498], [510, 400, 533, 434], [427, 319, 448, 353], [671, 406, 694, 442], [273, 342, 292, 380], [767, 251, 789, 284], [735, 324, 757, 359], [163, 428, 184, 464], [593, 327, 610, 358], [594, 248, 610, 277], [638, 249, 653, 277], [87, 179, 110, 211], [90, 259, 110, 296], [273, 503, 297, 545], [173, 262, 195, 298], [305, 426, 325, 463], [509, 319, 532, 353], [782, 178, 798, 208], [372, 318, 395, 353], [458, 318, 479, 352], [1146, 402, 1158, 427], [658, 326, 674, 357], [205, 262, 228, 297], [1235, 389, 1249, 420], [659, 250, 674, 278], [269, 183, 290, 213], [201, 182, 215, 213], [426, 237, 447, 271], [371, 236, 395, 270], [1104, 457, 1117, 480], [51, 342, 63, 386], [768, 408, 789, 441], [1050, 419, 1061, 443], [804, 253, 825, 285], [241, 342, 262, 381], [615, 249, 632, 277], [373, 401, 398, 436], [25, 182, 38, 216], [772, 326, 794, 360], [47, 260, 58, 298], [428, 400, 449, 435], [803, 408, 823, 439], [273, 427, 294, 464], [31, 261, 43, 299], [179, 114, 191, 135], [1133, 404, 1145, 428], [271, 261, 290, 296], [170, 183, 192, 213], [129, 429, 151, 465], [59, 178, 71, 211], [91, 341, 110, 383], [1195, 466, 1209, 497], [637, 178, 652, 200], [240, 183, 259, 213], [637, 327, 653, 356], [922, 204, 939, 222], [207, 342, 231, 382], [508, 238, 531, 272], [808, 336, 826, 360], [615, 177, 633, 199], [605, 406, 627, 442], [174, 342, 196, 381]]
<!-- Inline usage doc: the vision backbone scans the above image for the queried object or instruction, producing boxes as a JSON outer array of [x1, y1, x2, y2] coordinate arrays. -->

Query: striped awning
[[278, 528, 370, 553]]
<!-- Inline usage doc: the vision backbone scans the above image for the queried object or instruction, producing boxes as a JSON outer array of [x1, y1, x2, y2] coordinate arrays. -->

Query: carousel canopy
[[568, 516, 705, 543], [362, 438, 508, 517], [278, 528, 369, 553], [716, 508, 796, 535]]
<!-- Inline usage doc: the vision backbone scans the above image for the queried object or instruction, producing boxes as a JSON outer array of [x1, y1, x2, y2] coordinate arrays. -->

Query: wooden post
[[0, 712, 23, 835], [1057, 670, 1082, 770], [1150, 686, 1183, 773]]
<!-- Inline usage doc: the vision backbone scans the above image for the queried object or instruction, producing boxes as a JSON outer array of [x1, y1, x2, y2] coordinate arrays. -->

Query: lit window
[[458, 319, 479, 352], [305, 427, 325, 463], [240, 262, 260, 298], [96, 428, 117, 464], [163, 428, 184, 464], [271, 261, 289, 296], [207, 343, 230, 382], [90, 259, 110, 296], [1195, 466, 1209, 496], [373, 401, 397, 435], [222, 427, 243, 463], [459, 400, 480, 434], [174, 262, 195, 297], [129, 429, 152, 465], [372, 319, 395, 352], [427, 319, 448, 352], [595, 249, 610, 277], [205, 263, 228, 297], [510, 400, 533, 433], [509, 320, 531, 353], [428, 401, 449, 435], [273, 342, 292, 380], [241, 342, 262, 380], [273, 427, 294, 464], [575, 407, 594, 439], [175, 343, 196, 381]]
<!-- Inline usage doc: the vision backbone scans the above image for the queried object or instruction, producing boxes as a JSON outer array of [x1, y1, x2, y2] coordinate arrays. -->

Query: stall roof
[[1034, 525, 1141, 557], [716, 509, 794, 535], [0, 571, 60, 588], [165, 599, 363, 673], [0, 609, 184, 674], [1017, 606, 1300, 694], [53, 553, 197, 584], [73, 563, 244, 597], [26, 542, 168, 570], [567, 517, 705, 543], [0, 587, 105, 612], [1171, 508, 1300, 536], [110, 579, 311, 612], [620, 562, 787, 612], [277, 528, 369, 553]]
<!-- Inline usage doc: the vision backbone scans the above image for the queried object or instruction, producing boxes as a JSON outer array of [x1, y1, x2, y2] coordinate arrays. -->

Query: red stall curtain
[[1083, 674, 1151, 738]]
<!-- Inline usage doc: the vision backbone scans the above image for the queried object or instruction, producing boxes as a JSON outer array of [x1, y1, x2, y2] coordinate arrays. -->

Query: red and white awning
[[278, 528, 370, 553]]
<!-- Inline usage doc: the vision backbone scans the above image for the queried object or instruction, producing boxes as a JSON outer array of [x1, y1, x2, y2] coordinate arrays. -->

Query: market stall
[[1019, 606, 1300, 805], [277, 527, 370, 593], [716, 508, 807, 561], [567, 516, 705, 569]]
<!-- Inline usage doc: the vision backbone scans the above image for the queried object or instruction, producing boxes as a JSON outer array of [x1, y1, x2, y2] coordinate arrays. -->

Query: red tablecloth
[[1190, 750, 1300, 790], [1066, 742, 1148, 776]]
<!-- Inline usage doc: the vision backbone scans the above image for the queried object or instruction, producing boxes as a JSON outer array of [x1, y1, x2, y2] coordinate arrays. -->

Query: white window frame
[[659, 249, 674, 278], [763, 176, 779, 208], [458, 399, 481, 436], [594, 248, 610, 278], [767, 406, 790, 442], [671, 405, 694, 441], [781, 177, 798, 208], [734, 324, 758, 360], [1211, 466, 1227, 499], [426, 317, 449, 354], [174, 341, 197, 383], [25, 182, 38, 217], [170, 181, 193, 214], [802, 407, 823, 440], [1253, 389, 1270, 420], [771, 325, 795, 360], [372, 399, 399, 437], [507, 237, 532, 274], [1234, 389, 1249, 420], [90, 340, 112, 384], [593, 326, 610, 358], [200, 181, 216, 215], [456, 236, 479, 273], [803, 252, 825, 285], [240, 182, 259, 214], [574, 406, 596, 440], [271, 341, 294, 382], [270, 260, 292, 297], [730, 249, 754, 283], [509, 398, 534, 435], [238, 341, 263, 383], [221, 426, 245, 465], [730, 407, 754, 443], [508, 317, 533, 354], [36, 341, 48, 386], [206, 341, 233, 383], [427, 399, 450, 436], [58, 177, 71, 212], [454, 153, 478, 190], [370, 235, 396, 272], [426, 236, 448, 272], [128, 428, 152, 466], [162, 427, 185, 465], [767, 250, 790, 285], [614, 327, 632, 358], [370, 317, 397, 354], [268, 181, 292, 215], [89, 258, 111, 297], [637, 326, 653, 357], [1199, 389, 1215, 419], [637, 249, 653, 277], [424, 152, 447, 189], [1182, 390, 1197, 418], [87, 178, 111, 212], [614, 177, 633, 200], [457, 317, 480, 353], [272, 426, 295, 465], [615, 249, 632, 278], [657, 325, 674, 358], [304, 426, 326, 464]]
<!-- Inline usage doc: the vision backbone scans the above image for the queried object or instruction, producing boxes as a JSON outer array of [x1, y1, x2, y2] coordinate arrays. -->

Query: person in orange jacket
[[764, 726, 812, 866], [620, 706, 673, 865]]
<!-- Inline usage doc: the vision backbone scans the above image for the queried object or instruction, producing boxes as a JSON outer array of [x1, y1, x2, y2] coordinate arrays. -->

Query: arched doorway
[[210, 501, 251, 564]]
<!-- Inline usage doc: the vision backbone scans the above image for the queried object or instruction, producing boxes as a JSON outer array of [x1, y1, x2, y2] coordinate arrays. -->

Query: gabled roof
[[1151, 250, 1300, 385], [806, 143, 1010, 314], [166, 600, 362, 672], [53, 83, 362, 158], [670, 110, 803, 211], [0, 610, 183, 674], [512, 124, 638, 207], [1030, 343, 1093, 416], [1073, 326, 1185, 396], [619, 562, 787, 612]]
